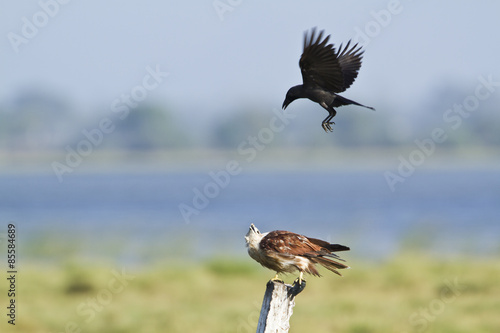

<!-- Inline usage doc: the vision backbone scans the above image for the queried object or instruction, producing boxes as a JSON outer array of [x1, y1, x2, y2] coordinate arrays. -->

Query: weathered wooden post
[[256, 279, 306, 333]]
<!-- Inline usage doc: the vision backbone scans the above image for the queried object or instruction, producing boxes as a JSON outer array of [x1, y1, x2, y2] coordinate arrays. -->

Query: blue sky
[[2, 0, 500, 120]]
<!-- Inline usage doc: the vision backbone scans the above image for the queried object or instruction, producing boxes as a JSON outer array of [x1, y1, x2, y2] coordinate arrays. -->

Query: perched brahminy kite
[[245, 224, 349, 283]]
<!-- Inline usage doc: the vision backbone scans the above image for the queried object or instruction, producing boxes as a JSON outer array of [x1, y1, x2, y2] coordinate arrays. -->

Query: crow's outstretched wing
[[299, 28, 364, 93], [336, 41, 364, 92], [299, 28, 343, 92]]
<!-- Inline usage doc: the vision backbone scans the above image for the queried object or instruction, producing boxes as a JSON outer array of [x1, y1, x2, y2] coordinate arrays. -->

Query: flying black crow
[[282, 28, 374, 132]]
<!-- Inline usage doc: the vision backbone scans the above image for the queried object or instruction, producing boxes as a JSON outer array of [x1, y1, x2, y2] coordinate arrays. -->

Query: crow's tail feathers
[[334, 94, 375, 110]]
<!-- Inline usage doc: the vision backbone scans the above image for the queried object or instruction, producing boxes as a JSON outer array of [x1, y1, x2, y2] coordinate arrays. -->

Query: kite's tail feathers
[[333, 94, 375, 110], [304, 263, 322, 277], [325, 243, 350, 252], [306, 237, 350, 253], [316, 257, 350, 276], [304, 237, 350, 276]]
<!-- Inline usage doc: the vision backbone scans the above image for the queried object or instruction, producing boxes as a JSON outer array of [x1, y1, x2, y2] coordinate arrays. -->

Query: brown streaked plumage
[[245, 224, 349, 283]]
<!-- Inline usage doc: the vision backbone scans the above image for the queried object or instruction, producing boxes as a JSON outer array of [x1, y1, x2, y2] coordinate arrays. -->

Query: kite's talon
[[270, 274, 284, 283], [290, 277, 307, 296], [293, 277, 306, 285]]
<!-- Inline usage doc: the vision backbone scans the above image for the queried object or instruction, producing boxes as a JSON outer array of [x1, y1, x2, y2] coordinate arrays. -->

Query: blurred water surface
[[2, 168, 499, 261]]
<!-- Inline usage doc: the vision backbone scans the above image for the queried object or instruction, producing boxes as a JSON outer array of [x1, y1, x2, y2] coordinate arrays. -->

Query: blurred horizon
[[1, 80, 499, 154]]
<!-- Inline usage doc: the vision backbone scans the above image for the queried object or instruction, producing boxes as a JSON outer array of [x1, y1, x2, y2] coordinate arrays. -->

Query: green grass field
[[1, 253, 499, 333]]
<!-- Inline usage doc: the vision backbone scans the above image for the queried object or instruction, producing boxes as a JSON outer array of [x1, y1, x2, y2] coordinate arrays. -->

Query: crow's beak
[[282, 100, 289, 110]]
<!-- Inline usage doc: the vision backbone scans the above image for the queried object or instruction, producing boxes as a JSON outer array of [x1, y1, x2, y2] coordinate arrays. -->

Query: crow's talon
[[322, 122, 335, 132]]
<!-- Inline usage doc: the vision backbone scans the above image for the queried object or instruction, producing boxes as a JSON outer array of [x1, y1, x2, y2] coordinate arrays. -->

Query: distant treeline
[[1, 88, 499, 151]]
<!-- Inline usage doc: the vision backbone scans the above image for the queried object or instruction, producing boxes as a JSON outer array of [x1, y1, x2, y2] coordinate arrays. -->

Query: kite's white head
[[245, 223, 264, 249]]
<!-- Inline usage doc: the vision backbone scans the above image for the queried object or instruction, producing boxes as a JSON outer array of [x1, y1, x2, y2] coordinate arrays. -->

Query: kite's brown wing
[[259, 230, 321, 255]]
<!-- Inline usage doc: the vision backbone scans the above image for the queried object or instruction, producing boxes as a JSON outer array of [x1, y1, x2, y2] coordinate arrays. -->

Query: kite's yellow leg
[[298, 271, 304, 284], [291, 272, 306, 295], [271, 273, 282, 282]]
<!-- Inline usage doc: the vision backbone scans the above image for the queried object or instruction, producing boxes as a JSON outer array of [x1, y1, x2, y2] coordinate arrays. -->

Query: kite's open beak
[[249, 223, 260, 234]]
